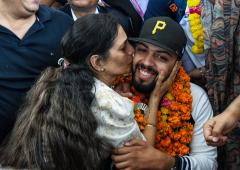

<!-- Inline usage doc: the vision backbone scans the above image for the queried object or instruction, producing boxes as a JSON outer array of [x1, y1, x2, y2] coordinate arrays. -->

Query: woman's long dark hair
[[0, 14, 119, 170]]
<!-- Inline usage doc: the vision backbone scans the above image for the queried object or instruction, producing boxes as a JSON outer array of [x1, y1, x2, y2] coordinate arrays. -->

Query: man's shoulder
[[37, 5, 73, 24], [190, 83, 207, 98], [59, 4, 71, 13], [190, 83, 210, 109], [190, 83, 213, 116]]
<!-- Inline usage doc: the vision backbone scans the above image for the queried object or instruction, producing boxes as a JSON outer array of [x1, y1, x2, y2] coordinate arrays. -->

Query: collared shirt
[[135, 0, 149, 14], [98, 0, 148, 19], [0, 5, 73, 142], [70, 8, 78, 21], [130, 0, 149, 19], [61, 4, 99, 20]]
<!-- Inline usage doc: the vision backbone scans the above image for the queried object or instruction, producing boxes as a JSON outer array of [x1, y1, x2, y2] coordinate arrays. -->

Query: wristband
[[171, 155, 181, 170]]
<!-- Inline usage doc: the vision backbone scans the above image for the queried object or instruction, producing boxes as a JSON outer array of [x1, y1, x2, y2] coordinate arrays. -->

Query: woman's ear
[[90, 55, 105, 72]]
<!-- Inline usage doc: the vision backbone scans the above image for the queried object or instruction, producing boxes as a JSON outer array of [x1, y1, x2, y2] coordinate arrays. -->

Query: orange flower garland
[[113, 66, 193, 156]]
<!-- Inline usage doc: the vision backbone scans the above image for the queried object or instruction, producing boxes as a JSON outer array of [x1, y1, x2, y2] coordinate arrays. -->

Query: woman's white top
[[91, 78, 145, 148]]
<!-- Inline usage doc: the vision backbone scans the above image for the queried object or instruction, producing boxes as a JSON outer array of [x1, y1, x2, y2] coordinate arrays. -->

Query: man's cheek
[[157, 70, 168, 81]]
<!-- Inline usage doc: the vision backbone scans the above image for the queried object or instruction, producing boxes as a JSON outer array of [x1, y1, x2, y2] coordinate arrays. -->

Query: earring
[[132, 53, 135, 57], [100, 68, 105, 72]]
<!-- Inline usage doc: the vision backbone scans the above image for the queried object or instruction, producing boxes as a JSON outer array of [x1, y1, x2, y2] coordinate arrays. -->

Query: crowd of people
[[0, 0, 239, 170]]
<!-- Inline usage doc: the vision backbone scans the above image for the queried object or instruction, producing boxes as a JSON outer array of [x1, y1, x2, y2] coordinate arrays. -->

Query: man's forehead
[[135, 41, 179, 59], [136, 42, 169, 53]]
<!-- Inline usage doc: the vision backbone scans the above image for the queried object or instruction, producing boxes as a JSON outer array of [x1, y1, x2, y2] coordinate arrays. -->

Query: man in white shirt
[[112, 16, 217, 170]]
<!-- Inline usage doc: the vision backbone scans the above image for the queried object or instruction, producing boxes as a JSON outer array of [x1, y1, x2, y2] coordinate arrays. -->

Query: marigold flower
[[160, 137, 171, 148], [188, 0, 204, 54], [161, 107, 169, 114], [192, 45, 204, 54], [165, 92, 174, 100], [161, 115, 168, 122]]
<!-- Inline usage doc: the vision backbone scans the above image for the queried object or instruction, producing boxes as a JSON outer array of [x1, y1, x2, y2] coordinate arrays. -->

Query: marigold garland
[[187, 0, 204, 54], [113, 66, 193, 156]]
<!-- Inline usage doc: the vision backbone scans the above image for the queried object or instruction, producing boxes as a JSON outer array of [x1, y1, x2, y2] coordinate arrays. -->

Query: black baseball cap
[[129, 16, 187, 58]]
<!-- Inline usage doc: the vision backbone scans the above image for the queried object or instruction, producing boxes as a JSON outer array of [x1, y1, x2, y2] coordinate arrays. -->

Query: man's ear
[[90, 55, 105, 72]]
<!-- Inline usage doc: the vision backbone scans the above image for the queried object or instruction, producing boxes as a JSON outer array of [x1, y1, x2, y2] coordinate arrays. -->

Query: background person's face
[[101, 26, 134, 77], [132, 42, 178, 93], [68, 0, 98, 8], [17, 0, 40, 14]]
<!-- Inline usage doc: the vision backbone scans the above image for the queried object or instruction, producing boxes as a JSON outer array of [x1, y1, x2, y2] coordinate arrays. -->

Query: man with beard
[[112, 17, 217, 170]]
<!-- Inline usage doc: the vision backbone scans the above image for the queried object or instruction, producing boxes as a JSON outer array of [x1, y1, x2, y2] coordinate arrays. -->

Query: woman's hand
[[114, 82, 133, 98], [144, 61, 180, 145]]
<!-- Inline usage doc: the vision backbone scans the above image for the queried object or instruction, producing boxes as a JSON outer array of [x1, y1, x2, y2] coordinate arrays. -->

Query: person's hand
[[203, 111, 238, 146], [112, 139, 175, 170], [151, 61, 180, 100], [189, 68, 202, 79], [114, 82, 133, 98], [189, 67, 207, 86]]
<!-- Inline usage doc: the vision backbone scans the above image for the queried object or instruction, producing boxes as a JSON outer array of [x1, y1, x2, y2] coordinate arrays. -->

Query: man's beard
[[132, 64, 157, 94]]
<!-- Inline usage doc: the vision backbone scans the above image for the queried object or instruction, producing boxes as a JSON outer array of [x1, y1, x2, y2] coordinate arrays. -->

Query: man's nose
[[141, 53, 154, 67]]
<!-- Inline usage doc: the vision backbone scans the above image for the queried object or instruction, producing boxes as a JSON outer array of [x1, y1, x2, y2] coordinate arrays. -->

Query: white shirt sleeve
[[91, 79, 145, 148], [179, 83, 218, 170]]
